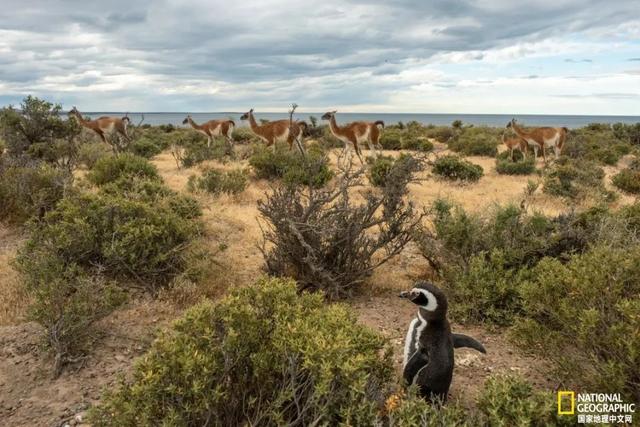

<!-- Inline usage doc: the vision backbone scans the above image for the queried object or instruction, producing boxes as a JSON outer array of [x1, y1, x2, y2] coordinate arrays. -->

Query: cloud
[[0, 0, 638, 114]]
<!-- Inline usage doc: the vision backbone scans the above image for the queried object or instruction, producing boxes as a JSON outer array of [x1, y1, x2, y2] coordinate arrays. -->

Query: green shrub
[[187, 167, 248, 195], [0, 95, 80, 161], [385, 390, 470, 426], [89, 278, 393, 426], [100, 176, 202, 219], [542, 157, 608, 201], [402, 137, 433, 152], [0, 163, 70, 224], [563, 125, 632, 165], [513, 245, 640, 399], [368, 154, 421, 187], [444, 250, 524, 325], [495, 151, 536, 175], [129, 137, 163, 158], [16, 191, 202, 291], [612, 158, 640, 194], [432, 155, 483, 182], [181, 139, 231, 167], [448, 127, 500, 157], [380, 129, 402, 149], [425, 126, 455, 143], [250, 144, 333, 187], [476, 375, 575, 426], [21, 262, 125, 376], [367, 155, 395, 186], [612, 122, 640, 146], [87, 153, 159, 186], [231, 126, 261, 143], [77, 142, 112, 169]]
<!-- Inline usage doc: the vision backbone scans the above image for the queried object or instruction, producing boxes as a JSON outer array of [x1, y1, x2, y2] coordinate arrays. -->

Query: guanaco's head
[[399, 281, 448, 320], [321, 110, 337, 121], [240, 109, 254, 121], [68, 106, 79, 116], [506, 118, 517, 129], [182, 115, 191, 125]]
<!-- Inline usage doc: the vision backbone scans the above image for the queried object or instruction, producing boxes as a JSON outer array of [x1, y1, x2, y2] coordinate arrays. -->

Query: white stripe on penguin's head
[[411, 287, 438, 312]]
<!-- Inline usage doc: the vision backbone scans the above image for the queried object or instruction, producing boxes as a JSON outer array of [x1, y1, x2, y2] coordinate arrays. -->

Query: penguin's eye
[[412, 292, 429, 306]]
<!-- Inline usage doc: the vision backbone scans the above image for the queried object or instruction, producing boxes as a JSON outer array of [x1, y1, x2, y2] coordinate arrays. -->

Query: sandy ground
[[0, 143, 635, 426]]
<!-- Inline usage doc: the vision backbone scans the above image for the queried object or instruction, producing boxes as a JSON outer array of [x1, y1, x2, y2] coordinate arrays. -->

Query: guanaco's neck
[[248, 111, 260, 133], [187, 117, 202, 130], [328, 115, 343, 137], [72, 110, 88, 125], [511, 122, 529, 139]]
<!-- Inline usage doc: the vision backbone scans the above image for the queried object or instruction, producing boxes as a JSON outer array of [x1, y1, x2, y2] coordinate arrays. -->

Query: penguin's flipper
[[403, 350, 429, 385], [452, 333, 486, 353]]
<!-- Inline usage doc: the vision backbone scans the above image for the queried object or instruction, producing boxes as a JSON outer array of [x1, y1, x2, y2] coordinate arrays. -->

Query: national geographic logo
[[558, 391, 635, 424]]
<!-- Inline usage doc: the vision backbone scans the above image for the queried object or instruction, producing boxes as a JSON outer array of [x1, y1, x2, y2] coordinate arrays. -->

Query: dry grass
[[0, 224, 29, 326]]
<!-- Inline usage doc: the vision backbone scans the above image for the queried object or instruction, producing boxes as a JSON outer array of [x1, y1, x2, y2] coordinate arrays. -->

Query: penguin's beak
[[398, 291, 410, 299]]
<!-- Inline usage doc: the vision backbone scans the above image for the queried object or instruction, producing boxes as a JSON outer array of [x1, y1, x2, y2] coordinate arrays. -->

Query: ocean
[[75, 112, 640, 129]]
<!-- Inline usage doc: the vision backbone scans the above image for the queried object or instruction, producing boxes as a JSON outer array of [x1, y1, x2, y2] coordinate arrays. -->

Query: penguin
[[400, 281, 486, 402]]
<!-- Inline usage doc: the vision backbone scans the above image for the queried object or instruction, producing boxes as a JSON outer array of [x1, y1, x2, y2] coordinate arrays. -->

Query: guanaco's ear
[[332, 110, 337, 114]]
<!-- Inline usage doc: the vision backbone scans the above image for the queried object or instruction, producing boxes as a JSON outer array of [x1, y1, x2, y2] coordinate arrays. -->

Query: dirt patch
[[0, 298, 178, 427]]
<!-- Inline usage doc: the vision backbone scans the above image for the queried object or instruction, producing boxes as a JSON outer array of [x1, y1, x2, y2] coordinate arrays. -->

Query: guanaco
[[502, 131, 529, 161], [239, 109, 305, 153], [506, 119, 567, 163], [68, 107, 130, 144], [182, 115, 235, 147], [321, 111, 384, 164]]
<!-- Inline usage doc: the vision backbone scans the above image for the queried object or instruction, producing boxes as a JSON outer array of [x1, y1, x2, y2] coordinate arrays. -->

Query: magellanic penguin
[[400, 281, 486, 402]]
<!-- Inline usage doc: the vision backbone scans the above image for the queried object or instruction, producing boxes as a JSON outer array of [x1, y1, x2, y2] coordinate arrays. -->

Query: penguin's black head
[[399, 281, 447, 319]]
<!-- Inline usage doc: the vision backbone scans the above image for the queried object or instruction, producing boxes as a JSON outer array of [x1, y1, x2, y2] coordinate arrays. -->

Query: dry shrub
[[258, 156, 424, 300]]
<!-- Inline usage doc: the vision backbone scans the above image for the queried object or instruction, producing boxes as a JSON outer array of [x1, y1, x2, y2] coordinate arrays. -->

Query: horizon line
[[55, 111, 640, 118]]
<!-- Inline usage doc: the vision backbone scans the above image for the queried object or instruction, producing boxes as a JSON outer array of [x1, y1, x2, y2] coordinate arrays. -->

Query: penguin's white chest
[[402, 314, 427, 368]]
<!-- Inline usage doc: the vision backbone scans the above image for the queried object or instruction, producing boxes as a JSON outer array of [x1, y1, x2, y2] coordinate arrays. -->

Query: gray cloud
[[0, 0, 638, 111]]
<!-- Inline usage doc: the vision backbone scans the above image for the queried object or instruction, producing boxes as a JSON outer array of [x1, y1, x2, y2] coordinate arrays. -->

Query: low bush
[[21, 263, 126, 375], [425, 125, 455, 143], [495, 150, 536, 175], [476, 375, 574, 426], [259, 158, 423, 300], [181, 139, 231, 167], [16, 191, 202, 292], [542, 157, 610, 201], [612, 157, 640, 194], [87, 153, 160, 186], [77, 142, 112, 169], [0, 162, 71, 224], [444, 250, 524, 325], [368, 154, 421, 187], [128, 137, 163, 158], [513, 245, 640, 400], [448, 126, 500, 157], [563, 124, 632, 165], [231, 126, 261, 143], [249, 144, 333, 188], [380, 129, 402, 149], [612, 122, 640, 146], [432, 155, 483, 182], [368, 155, 396, 186], [402, 136, 433, 152], [90, 278, 393, 426], [187, 167, 248, 195]]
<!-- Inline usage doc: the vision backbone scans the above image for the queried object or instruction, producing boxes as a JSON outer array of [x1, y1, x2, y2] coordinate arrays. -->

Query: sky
[[0, 0, 639, 115]]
